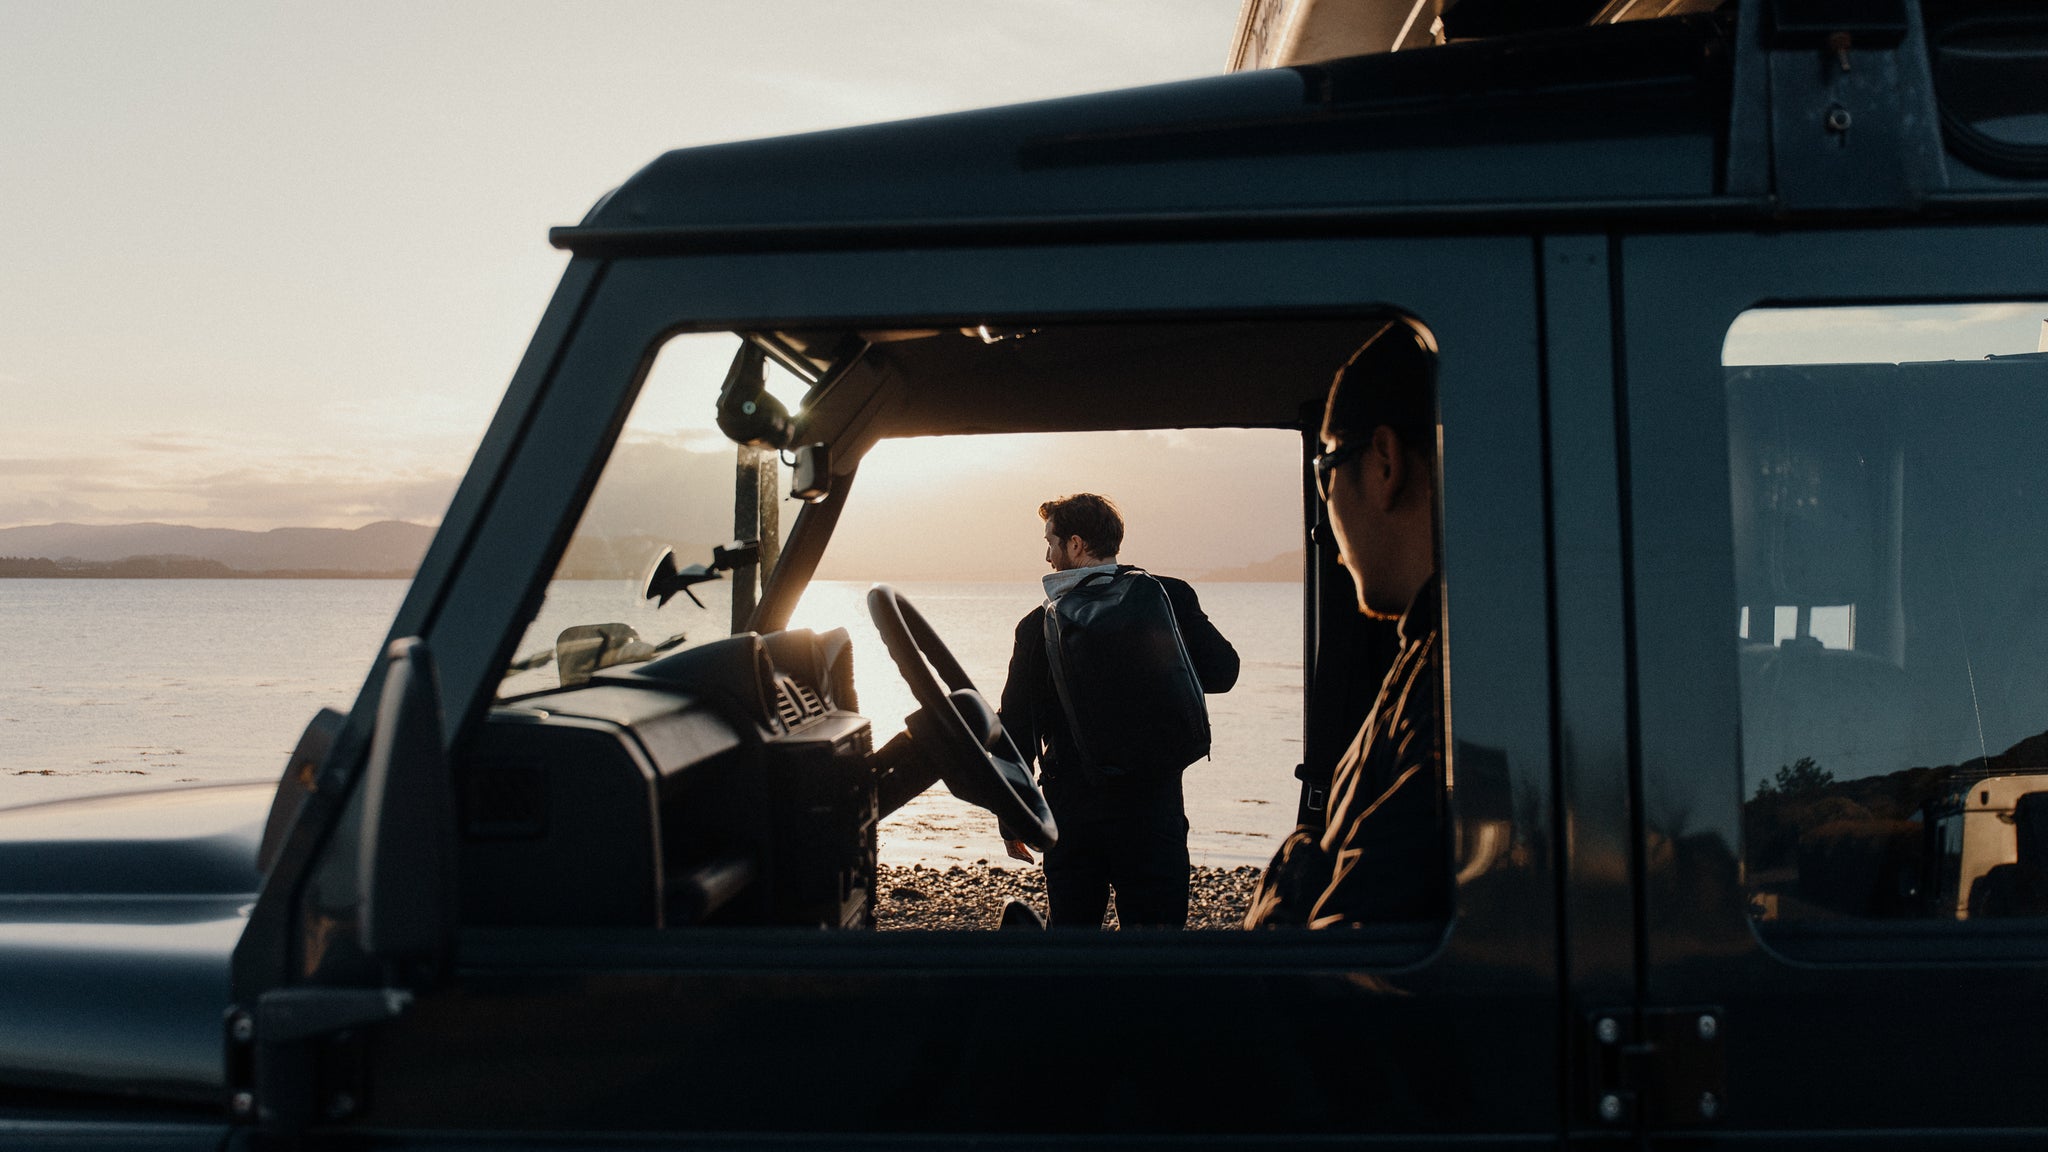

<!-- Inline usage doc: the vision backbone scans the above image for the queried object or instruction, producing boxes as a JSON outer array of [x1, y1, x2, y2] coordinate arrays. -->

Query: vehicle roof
[[1960, 774, 2048, 808], [550, 7, 2048, 259], [556, 16, 1738, 254]]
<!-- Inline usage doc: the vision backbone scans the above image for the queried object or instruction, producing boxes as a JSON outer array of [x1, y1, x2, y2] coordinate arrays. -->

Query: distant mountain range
[[0, 520, 1304, 584], [0, 521, 436, 575], [1198, 549, 1303, 582]]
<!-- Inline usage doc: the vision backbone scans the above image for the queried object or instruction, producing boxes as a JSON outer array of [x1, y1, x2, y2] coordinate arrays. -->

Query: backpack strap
[[1040, 567, 1136, 771], [1041, 604, 1099, 771]]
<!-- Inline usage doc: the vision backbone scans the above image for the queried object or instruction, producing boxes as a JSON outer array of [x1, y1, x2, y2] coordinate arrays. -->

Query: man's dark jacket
[[999, 568, 1241, 816], [1243, 576, 1445, 927]]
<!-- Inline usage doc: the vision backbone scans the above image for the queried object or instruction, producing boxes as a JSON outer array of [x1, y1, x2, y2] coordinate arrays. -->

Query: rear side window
[[1726, 303, 2048, 926]]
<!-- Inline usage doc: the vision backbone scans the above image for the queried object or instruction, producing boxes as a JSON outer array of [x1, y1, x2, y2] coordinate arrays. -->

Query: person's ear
[[1369, 424, 1408, 512]]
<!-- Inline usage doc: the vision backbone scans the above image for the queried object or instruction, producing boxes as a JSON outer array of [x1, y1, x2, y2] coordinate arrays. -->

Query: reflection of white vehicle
[[1928, 774, 2048, 919], [1227, 0, 1720, 69]]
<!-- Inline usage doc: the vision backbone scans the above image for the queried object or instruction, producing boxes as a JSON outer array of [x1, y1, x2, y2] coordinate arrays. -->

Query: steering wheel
[[866, 585, 1058, 850]]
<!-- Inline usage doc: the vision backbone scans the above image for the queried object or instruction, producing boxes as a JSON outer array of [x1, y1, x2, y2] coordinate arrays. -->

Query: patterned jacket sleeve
[[1308, 635, 1447, 927], [1246, 626, 1446, 929], [1242, 828, 1331, 928], [1307, 753, 1446, 926]]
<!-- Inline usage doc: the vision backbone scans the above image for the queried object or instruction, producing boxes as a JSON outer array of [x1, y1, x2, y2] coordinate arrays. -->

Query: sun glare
[[853, 433, 1041, 494]]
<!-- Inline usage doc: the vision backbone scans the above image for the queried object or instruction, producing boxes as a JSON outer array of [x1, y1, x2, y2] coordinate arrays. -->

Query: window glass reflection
[[1727, 303, 2048, 923]]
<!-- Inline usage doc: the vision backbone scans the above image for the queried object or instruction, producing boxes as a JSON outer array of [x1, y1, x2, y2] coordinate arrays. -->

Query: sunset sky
[[0, 2, 1243, 537], [13, 3, 2039, 576]]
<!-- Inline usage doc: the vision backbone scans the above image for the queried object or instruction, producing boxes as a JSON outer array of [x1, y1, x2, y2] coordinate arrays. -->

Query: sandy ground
[[874, 862, 1263, 930]]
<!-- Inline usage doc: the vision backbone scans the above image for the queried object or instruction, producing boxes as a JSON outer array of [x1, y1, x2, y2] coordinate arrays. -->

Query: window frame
[[1620, 222, 2048, 1135], [250, 234, 1563, 1138]]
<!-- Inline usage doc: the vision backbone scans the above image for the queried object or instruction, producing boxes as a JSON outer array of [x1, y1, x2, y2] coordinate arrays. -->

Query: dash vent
[[774, 684, 803, 731], [791, 682, 826, 718], [773, 678, 829, 732]]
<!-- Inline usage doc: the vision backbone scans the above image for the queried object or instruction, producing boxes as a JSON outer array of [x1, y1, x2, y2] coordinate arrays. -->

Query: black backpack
[[1042, 568, 1210, 781]]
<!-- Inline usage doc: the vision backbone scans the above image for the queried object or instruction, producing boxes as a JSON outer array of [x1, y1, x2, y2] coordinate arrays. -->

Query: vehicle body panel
[[5, 1, 2048, 1146], [0, 784, 267, 1101], [286, 234, 1559, 1139], [1623, 223, 2048, 1138]]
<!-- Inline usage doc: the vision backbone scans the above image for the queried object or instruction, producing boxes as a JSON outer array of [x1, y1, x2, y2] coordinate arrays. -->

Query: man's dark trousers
[[1041, 773, 1190, 928]]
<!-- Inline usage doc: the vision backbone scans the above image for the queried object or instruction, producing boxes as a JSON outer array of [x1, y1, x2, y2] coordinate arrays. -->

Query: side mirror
[[257, 707, 346, 875], [357, 637, 456, 977], [646, 549, 707, 610], [644, 543, 759, 611]]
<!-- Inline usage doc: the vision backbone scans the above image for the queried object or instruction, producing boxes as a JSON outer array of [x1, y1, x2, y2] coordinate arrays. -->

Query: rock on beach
[[875, 863, 1262, 931]]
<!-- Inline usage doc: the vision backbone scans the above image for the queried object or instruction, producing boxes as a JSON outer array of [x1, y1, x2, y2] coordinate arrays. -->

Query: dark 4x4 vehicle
[[9, 0, 2048, 1146]]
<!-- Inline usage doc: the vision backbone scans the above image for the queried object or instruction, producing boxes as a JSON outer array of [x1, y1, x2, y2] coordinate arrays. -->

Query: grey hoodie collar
[[1042, 562, 1121, 602]]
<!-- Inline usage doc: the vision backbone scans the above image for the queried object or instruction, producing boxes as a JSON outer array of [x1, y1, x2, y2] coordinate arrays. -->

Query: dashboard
[[458, 628, 901, 929]]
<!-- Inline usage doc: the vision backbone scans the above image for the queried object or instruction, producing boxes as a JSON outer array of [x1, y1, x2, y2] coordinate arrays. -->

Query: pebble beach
[[874, 862, 1263, 930]]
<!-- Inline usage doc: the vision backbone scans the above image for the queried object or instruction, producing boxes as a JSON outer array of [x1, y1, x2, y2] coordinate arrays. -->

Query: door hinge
[[1586, 1007, 1727, 1129], [225, 986, 413, 1135]]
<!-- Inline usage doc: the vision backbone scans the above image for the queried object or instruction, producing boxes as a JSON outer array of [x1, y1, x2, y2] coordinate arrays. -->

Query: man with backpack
[[998, 493, 1240, 928]]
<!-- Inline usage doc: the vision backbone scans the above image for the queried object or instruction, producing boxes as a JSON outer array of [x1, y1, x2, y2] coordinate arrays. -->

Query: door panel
[[290, 235, 1561, 1142], [1541, 234, 1644, 1138], [1622, 225, 2048, 1141]]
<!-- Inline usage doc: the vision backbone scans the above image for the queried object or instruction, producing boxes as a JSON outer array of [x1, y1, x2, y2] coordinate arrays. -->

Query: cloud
[[0, 447, 460, 530], [0, 494, 104, 524], [183, 468, 459, 526], [124, 434, 213, 454], [316, 394, 498, 441], [0, 417, 1299, 570], [0, 456, 113, 476]]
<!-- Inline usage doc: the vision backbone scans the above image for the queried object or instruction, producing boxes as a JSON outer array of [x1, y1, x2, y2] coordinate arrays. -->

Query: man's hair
[[1039, 493, 1124, 559], [1323, 320, 1437, 458]]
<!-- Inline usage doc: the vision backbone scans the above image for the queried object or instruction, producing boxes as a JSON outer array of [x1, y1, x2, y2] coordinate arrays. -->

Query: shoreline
[[873, 863, 1261, 930], [0, 568, 414, 580]]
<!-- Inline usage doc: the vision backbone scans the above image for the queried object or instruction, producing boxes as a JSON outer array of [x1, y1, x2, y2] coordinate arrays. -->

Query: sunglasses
[[1312, 440, 1366, 501]]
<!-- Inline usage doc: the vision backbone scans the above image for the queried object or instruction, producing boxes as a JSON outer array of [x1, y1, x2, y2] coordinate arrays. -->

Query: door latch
[[1586, 1007, 1727, 1128]]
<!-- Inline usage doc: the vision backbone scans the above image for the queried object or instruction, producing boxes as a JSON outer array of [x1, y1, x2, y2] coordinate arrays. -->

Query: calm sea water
[[1, 578, 1303, 867]]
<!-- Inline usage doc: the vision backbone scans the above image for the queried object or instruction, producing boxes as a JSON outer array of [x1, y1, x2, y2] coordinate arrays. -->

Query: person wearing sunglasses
[[1246, 320, 1446, 929]]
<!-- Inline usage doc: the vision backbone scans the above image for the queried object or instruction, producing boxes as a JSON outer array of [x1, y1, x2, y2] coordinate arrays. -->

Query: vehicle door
[[1618, 222, 2048, 1144], [241, 232, 1561, 1145]]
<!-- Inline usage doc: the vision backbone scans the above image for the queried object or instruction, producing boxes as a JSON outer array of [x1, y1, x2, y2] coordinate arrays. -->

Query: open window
[[249, 220, 1561, 1136], [460, 318, 1460, 937]]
